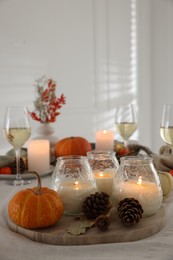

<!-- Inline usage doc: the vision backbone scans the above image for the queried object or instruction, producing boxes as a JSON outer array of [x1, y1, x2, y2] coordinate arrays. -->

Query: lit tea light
[[56, 180, 97, 215], [115, 179, 163, 217], [94, 170, 115, 199]]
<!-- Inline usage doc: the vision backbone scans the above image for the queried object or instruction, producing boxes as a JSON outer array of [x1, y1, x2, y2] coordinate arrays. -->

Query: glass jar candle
[[87, 150, 119, 200], [51, 155, 97, 216], [113, 156, 163, 217]]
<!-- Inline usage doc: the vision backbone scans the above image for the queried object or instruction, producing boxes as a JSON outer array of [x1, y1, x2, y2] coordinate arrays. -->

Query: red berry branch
[[30, 76, 66, 123]]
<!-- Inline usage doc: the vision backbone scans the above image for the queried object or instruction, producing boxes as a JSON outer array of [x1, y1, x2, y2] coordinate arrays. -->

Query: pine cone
[[95, 215, 111, 231], [118, 198, 143, 226], [9, 158, 26, 174], [83, 192, 110, 219]]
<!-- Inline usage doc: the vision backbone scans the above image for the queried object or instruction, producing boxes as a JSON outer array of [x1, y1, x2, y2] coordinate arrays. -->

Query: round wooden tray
[[7, 206, 166, 246]]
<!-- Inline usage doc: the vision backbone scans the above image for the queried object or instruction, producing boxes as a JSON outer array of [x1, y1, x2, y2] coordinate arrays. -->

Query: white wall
[[0, 0, 96, 152], [0, 0, 172, 154], [150, 0, 173, 152], [137, 0, 173, 152], [0, 0, 136, 153]]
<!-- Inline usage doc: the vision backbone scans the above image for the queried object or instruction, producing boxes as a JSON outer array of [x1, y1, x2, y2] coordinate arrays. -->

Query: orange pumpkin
[[54, 136, 92, 157], [8, 172, 64, 229]]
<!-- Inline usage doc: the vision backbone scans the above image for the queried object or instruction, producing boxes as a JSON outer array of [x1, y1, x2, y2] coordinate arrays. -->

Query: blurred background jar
[[113, 156, 163, 217], [87, 150, 119, 200], [51, 155, 97, 216]]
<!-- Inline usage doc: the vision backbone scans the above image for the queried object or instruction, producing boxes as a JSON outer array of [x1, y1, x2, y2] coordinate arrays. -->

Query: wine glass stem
[[15, 148, 21, 181], [124, 140, 129, 148]]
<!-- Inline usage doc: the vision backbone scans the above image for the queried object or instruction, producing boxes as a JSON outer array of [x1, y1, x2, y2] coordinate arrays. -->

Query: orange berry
[[0, 167, 12, 174]]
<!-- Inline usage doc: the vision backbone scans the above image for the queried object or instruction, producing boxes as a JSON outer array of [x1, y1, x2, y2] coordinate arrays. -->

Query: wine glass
[[160, 104, 173, 149], [115, 104, 137, 146], [4, 106, 31, 185]]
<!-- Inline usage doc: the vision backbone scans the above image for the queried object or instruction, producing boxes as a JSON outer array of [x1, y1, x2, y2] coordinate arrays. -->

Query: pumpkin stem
[[28, 171, 42, 195]]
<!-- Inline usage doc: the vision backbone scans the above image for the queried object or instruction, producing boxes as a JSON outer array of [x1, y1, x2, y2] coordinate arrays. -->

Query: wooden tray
[[7, 206, 166, 246]]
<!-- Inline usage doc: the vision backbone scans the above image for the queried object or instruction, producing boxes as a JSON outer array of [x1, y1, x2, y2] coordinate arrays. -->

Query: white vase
[[36, 123, 58, 161]]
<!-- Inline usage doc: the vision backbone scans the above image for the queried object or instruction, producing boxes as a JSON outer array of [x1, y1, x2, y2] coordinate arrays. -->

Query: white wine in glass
[[160, 104, 173, 147], [115, 104, 137, 146], [4, 106, 31, 185]]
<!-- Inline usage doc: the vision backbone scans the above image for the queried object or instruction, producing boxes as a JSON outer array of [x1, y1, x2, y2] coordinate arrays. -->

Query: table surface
[[1, 174, 173, 260]]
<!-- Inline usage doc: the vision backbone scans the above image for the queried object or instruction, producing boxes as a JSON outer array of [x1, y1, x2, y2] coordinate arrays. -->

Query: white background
[[0, 0, 172, 154]]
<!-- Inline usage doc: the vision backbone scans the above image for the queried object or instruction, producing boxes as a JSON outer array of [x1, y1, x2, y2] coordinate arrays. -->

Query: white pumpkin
[[158, 171, 173, 197]]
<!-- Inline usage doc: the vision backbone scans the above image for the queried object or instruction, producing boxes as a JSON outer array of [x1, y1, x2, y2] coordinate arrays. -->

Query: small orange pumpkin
[[54, 136, 92, 157], [8, 172, 64, 229]]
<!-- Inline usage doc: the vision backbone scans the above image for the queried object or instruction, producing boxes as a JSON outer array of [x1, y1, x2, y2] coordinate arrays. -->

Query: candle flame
[[137, 176, 142, 185], [74, 181, 79, 190], [103, 130, 107, 134], [99, 173, 104, 177]]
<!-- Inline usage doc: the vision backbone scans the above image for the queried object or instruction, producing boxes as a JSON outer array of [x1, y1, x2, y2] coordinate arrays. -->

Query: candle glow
[[74, 181, 79, 190], [137, 176, 142, 185]]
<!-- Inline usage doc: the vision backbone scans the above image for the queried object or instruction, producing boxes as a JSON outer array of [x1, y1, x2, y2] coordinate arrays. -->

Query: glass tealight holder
[[51, 155, 97, 216], [87, 150, 119, 200], [113, 156, 163, 217]]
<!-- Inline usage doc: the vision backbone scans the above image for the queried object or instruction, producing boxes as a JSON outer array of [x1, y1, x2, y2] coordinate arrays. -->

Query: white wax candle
[[94, 170, 115, 199], [27, 139, 50, 174], [57, 181, 96, 215], [115, 178, 163, 217], [95, 130, 114, 150]]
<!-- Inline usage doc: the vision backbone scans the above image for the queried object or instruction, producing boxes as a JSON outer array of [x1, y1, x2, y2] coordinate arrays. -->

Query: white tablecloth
[[1, 175, 173, 260]]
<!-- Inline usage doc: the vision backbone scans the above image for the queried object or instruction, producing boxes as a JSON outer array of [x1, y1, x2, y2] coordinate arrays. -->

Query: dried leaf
[[66, 219, 95, 236]]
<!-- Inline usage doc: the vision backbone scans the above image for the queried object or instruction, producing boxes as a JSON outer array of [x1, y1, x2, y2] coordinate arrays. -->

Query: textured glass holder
[[87, 150, 119, 200], [113, 156, 163, 217], [51, 155, 97, 215]]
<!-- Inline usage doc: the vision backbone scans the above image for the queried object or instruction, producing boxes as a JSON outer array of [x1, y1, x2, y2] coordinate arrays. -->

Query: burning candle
[[115, 176, 163, 217], [94, 170, 116, 199], [56, 180, 96, 215], [27, 139, 50, 174], [95, 130, 114, 150], [51, 155, 98, 215]]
